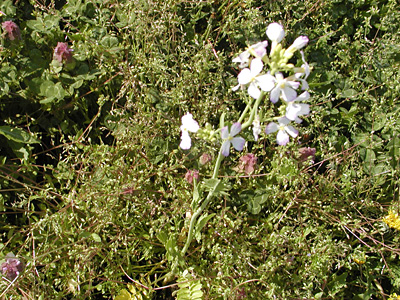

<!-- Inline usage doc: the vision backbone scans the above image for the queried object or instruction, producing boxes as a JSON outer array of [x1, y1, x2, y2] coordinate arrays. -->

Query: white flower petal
[[230, 122, 242, 136], [231, 137, 245, 151], [250, 58, 263, 76], [276, 130, 290, 145], [220, 126, 229, 139], [266, 23, 285, 42], [281, 86, 298, 102], [221, 140, 231, 157], [270, 86, 280, 103], [265, 122, 278, 134], [182, 113, 199, 132], [238, 68, 252, 85], [257, 74, 276, 92], [295, 91, 310, 102], [248, 83, 261, 99], [180, 131, 192, 149], [285, 125, 299, 138]]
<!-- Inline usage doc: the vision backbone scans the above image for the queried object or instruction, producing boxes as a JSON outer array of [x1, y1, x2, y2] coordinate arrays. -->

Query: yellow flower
[[388, 293, 400, 300], [383, 211, 400, 231]]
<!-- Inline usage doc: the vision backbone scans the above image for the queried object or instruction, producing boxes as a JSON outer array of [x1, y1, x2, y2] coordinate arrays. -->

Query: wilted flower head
[[298, 147, 316, 163], [53, 42, 74, 63], [2, 21, 21, 41], [199, 153, 212, 165], [180, 113, 200, 150], [237, 153, 257, 175], [1, 253, 24, 281], [185, 169, 199, 184]]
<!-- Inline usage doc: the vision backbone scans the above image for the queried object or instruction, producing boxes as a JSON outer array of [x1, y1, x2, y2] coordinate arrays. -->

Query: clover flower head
[[1, 253, 24, 281], [185, 169, 199, 184], [236, 58, 275, 99], [265, 117, 298, 146], [252, 115, 262, 141], [269, 72, 300, 103], [2, 21, 21, 40], [53, 42, 74, 63], [285, 91, 310, 123], [232, 41, 268, 68], [180, 113, 199, 150], [221, 122, 245, 157], [266, 23, 285, 43], [237, 153, 257, 175], [299, 147, 316, 163]]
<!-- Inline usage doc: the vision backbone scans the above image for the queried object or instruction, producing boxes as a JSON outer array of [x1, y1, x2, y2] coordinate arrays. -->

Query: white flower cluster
[[233, 23, 311, 146]]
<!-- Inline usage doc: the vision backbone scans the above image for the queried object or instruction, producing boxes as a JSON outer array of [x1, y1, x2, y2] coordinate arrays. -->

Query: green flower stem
[[242, 91, 266, 130], [180, 148, 224, 258]]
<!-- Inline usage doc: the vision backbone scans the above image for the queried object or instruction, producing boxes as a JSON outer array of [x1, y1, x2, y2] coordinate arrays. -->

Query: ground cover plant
[[0, 0, 399, 299]]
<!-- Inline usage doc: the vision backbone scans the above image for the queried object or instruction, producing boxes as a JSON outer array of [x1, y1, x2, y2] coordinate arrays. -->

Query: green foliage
[[0, 0, 399, 299]]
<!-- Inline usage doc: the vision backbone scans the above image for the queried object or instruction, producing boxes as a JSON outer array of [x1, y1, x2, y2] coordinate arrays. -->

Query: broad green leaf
[[0, 126, 40, 144]]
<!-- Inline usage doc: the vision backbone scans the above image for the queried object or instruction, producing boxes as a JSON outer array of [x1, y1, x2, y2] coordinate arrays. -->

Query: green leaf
[[91, 233, 101, 243], [0, 126, 40, 144], [195, 213, 215, 242]]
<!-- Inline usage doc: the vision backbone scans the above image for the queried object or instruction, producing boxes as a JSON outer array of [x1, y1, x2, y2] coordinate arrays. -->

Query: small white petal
[[257, 74, 276, 92], [250, 58, 263, 76], [265, 122, 278, 134], [276, 130, 289, 145], [281, 86, 298, 102], [238, 68, 252, 85], [220, 126, 229, 139], [291, 36, 309, 50], [182, 113, 199, 132], [221, 140, 231, 157], [231, 137, 245, 151], [285, 125, 299, 138], [270, 86, 280, 103], [230, 122, 242, 136], [248, 83, 261, 99], [266, 23, 285, 42], [180, 131, 192, 149]]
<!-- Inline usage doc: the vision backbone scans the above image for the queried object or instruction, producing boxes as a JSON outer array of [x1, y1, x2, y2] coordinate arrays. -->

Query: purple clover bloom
[[53, 42, 74, 63], [220, 123, 245, 157], [1, 253, 24, 281], [2, 21, 21, 40]]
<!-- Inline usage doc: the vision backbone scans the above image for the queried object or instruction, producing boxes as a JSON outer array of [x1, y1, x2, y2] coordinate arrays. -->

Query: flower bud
[[266, 23, 285, 43]]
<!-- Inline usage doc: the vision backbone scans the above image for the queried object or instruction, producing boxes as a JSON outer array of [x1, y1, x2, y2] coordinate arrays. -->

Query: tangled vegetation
[[0, 0, 399, 299]]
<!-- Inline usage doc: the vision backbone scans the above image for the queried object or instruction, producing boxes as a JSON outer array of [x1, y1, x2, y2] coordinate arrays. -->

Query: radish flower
[[265, 117, 298, 146], [180, 113, 199, 150], [235, 58, 275, 99], [269, 73, 300, 103], [233, 41, 268, 68], [285, 91, 310, 123], [266, 23, 285, 43], [221, 123, 245, 157]]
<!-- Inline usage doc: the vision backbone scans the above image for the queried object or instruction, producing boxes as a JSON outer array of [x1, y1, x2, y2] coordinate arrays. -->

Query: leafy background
[[0, 0, 399, 299]]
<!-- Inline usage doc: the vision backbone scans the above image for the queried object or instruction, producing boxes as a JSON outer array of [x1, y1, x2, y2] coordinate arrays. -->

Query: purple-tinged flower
[[199, 153, 212, 165], [237, 153, 257, 175], [232, 41, 268, 68], [285, 91, 310, 123], [235, 58, 275, 99], [265, 117, 298, 146], [185, 169, 199, 184], [269, 73, 300, 103], [53, 42, 74, 63], [180, 113, 199, 150], [220, 123, 245, 157], [2, 21, 21, 41], [1, 253, 24, 281], [286, 36, 309, 54], [299, 147, 316, 163], [0, 11, 5, 16], [266, 23, 285, 43]]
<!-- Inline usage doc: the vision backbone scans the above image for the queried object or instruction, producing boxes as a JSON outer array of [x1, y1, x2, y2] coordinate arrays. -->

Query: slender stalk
[[242, 91, 266, 130], [181, 148, 224, 257]]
